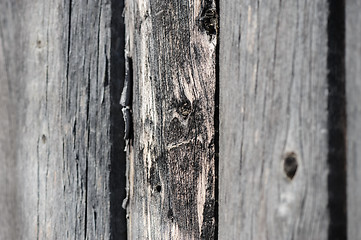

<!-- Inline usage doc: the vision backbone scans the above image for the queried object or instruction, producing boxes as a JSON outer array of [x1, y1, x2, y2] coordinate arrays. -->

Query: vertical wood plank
[[219, 1, 330, 239], [0, 16, 18, 239], [0, 0, 126, 239], [346, 0, 361, 238], [125, 0, 217, 238]]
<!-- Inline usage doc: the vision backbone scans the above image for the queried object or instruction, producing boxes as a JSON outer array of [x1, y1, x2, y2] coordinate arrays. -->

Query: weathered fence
[[0, 0, 360, 239]]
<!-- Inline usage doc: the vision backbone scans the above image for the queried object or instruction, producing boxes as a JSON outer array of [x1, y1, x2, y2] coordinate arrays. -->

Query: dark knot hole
[[284, 152, 298, 180]]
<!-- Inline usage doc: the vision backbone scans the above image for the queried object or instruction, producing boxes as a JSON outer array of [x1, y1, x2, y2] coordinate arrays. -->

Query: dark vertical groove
[[327, 0, 347, 239], [84, 156, 88, 240], [84, 68, 92, 240], [109, 0, 127, 239], [65, 0, 72, 105], [36, 140, 40, 240], [214, 0, 220, 239]]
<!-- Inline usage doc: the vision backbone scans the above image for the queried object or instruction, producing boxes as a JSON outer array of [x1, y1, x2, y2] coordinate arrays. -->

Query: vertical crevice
[[327, 0, 347, 239], [84, 80, 91, 239], [84, 156, 88, 240], [65, 0, 72, 105], [36, 139, 40, 240], [109, 0, 127, 239], [214, 0, 220, 239]]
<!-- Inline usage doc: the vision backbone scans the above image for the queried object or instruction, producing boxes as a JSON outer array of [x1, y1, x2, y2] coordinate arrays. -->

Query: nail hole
[[167, 209, 174, 221], [156, 185, 162, 192], [284, 152, 298, 179], [41, 134, 47, 143], [36, 40, 42, 48]]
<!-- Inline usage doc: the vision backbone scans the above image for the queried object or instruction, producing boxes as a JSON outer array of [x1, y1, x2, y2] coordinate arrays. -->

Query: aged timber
[[219, 1, 333, 239], [0, 0, 127, 239], [124, 0, 217, 239]]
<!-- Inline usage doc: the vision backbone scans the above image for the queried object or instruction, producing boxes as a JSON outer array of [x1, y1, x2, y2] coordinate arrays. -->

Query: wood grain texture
[[125, 0, 217, 239], [0, 19, 18, 239], [219, 1, 330, 239], [0, 0, 126, 239], [346, 0, 361, 238]]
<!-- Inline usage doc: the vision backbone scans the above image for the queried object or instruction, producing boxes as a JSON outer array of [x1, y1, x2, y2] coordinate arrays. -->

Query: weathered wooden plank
[[0, 0, 126, 239], [125, 0, 217, 238], [0, 19, 18, 239], [219, 1, 331, 239], [346, 0, 361, 238]]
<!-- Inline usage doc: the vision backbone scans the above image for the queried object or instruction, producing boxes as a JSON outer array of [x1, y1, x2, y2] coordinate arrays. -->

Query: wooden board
[[0, 18, 18, 239], [0, 1, 126, 239], [346, 0, 361, 238], [124, 0, 217, 238], [219, 1, 332, 239]]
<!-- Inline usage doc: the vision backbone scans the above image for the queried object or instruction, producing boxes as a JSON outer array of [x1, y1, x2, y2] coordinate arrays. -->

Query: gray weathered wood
[[219, 1, 331, 239], [347, 0, 361, 238], [0, 1, 127, 239], [125, 0, 217, 238], [0, 23, 18, 240]]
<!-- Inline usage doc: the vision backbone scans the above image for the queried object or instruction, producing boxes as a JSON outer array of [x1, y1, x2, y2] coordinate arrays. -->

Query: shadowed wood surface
[[0, 1, 127, 239], [125, 0, 217, 239], [347, 0, 361, 238], [219, 1, 331, 239]]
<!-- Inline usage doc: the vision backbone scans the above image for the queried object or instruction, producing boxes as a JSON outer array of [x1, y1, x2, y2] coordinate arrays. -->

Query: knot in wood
[[283, 152, 298, 180]]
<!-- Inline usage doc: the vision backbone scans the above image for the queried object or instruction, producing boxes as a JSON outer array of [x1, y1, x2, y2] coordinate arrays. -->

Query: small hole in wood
[[41, 134, 47, 143], [156, 185, 162, 192], [36, 40, 42, 48], [284, 152, 298, 180], [167, 209, 174, 221]]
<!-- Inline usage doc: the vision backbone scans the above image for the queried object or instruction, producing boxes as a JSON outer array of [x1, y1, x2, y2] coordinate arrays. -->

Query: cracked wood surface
[[0, 1, 126, 239], [125, 0, 217, 239], [219, 1, 332, 239]]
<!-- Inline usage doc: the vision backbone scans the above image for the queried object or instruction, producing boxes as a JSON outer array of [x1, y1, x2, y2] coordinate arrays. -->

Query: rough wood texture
[[219, 1, 332, 239], [0, 1, 126, 239], [347, 0, 361, 238], [125, 0, 217, 239], [0, 24, 18, 240]]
